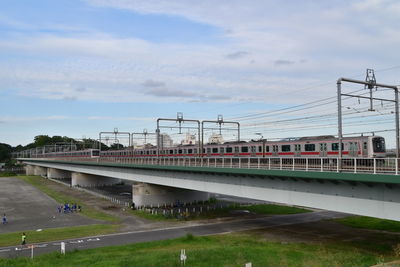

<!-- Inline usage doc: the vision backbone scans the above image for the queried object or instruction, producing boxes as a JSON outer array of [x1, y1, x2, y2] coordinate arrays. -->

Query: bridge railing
[[34, 156, 400, 175]]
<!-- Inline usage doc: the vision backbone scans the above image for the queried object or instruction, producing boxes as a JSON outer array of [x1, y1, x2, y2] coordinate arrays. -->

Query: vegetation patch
[[0, 232, 389, 266], [334, 216, 400, 233], [18, 176, 119, 223], [242, 204, 311, 215], [0, 224, 119, 247], [0, 172, 17, 177], [132, 203, 311, 221]]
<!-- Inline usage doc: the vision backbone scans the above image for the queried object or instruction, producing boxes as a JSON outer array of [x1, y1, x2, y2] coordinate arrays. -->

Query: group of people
[[57, 203, 81, 213]]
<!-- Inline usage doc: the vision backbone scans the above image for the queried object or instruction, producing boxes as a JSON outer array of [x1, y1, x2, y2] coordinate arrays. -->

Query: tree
[[0, 143, 12, 162]]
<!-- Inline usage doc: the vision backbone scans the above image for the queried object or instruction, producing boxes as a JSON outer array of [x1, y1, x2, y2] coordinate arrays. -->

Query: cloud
[[142, 79, 166, 88], [144, 87, 198, 98], [0, 116, 69, 122], [225, 51, 249, 60], [63, 96, 77, 101], [274, 60, 295, 66]]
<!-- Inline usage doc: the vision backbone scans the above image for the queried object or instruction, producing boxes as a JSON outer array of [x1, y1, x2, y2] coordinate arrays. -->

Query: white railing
[[29, 156, 400, 176]]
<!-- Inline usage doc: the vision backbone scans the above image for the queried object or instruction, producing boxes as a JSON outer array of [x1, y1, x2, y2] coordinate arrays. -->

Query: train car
[[38, 149, 100, 159], [150, 135, 386, 159], [36, 135, 386, 160]]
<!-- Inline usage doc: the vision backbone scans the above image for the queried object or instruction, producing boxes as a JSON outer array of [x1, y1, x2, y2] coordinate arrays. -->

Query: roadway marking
[[87, 238, 100, 242], [69, 240, 83, 244]]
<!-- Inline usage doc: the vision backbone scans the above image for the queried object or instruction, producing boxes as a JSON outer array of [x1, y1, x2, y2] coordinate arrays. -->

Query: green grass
[[0, 224, 119, 247], [132, 203, 311, 221], [334, 215, 400, 233], [18, 176, 119, 223], [0, 172, 17, 177], [0, 232, 388, 267], [242, 204, 311, 215]]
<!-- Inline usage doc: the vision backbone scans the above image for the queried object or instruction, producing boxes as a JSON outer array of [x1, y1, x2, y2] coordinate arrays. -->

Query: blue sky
[[1, 0, 400, 147]]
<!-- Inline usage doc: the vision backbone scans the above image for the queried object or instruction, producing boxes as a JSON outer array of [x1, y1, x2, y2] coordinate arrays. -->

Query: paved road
[[0, 210, 348, 258], [0, 178, 100, 234]]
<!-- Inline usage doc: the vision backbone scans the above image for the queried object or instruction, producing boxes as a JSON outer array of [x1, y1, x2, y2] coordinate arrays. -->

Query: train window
[[178, 149, 182, 154], [363, 142, 367, 149], [188, 149, 193, 154], [294, 144, 301, 151], [251, 146, 256, 153], [207, 148, 211, 153], [281, 145, 291, 152], [183, 149, 187, 154], [241, 146, 249, 153], [92, 150, 100, 156], [258, 146, 262, 152], [168, 149, 172, 154], [194, 148, 198, 154], [220, 147, 224, 153], [305, 144, 315, 151], [265, 146, 270, 152], [234, 147, 239, 153], [226, 147, 233, 153], [212, 148, 218, 153], [331, 143, 344, 151], [273, 145, 278, 152], [203, 148, 206, 153]]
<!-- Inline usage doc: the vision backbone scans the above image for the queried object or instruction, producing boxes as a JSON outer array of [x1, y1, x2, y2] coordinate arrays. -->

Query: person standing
[[21, 233, 26, 246], [2, 214, 6, 224]]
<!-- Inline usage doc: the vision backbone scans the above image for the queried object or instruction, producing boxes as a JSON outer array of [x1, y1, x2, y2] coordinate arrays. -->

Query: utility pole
[[337, 69, 399, 163]]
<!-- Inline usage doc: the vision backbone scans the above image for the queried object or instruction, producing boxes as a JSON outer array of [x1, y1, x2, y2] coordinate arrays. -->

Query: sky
[[1, 0, 400, 147]]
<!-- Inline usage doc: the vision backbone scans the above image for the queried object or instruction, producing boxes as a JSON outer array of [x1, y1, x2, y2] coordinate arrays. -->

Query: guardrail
[[25, 156, 400, 175]]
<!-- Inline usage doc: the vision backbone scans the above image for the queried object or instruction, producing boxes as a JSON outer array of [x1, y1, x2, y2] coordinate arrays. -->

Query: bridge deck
[[21, 158, 400, 185]]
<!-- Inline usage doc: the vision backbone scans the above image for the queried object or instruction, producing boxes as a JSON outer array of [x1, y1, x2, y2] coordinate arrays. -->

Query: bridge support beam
[[47, 168, 71, 179], [33, 166, 47, 176], [25, 165, 35, 175], [132, 183, 209, 207], [71, 172, 121, 187]]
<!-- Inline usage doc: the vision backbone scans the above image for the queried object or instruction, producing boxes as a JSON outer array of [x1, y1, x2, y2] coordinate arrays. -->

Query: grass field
[[0, 224, 119, 247], [0, 172, 17, 177], [334, 215, 400, 233], [18, 176, 119, 223], [0, 232, 389, 267], [131, 203, 311, 221]]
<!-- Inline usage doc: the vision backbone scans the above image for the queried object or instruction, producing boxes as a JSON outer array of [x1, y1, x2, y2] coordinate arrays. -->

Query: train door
[[251, 146, 256, 157], [319, 143, 327, 157], [220, 147, 225, 156], [294, 144, 301, 157], [234, 146, 239, 157], [349, 142, 358, 157], [272, 145, 279, 156], [362, 141, 368, 157]]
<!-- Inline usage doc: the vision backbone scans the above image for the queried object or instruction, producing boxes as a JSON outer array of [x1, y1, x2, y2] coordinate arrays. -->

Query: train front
[[370, 136, 386, 158]]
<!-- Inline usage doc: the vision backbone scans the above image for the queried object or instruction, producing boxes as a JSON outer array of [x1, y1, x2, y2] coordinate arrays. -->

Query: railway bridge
[[19, 156, 400, 221]]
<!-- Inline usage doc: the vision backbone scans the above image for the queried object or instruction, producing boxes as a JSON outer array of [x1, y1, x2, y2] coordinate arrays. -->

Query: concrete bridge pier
[[71, 172, 121, 187], [47, 168, 71, 179], [25, 165, 35, 175], [33, 166, 47, 176], [132, 182, 210, 207]]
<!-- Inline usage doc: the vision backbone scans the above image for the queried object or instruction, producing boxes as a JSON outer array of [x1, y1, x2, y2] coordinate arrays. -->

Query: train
[[37, 135, 386, 159]]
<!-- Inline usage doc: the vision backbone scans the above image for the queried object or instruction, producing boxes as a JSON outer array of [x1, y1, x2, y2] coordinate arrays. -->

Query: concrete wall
[[33, 166, 47, 176], [71, 172, 121, 187], [25, 165, 35, 175], [47, 168, 71, 179], [132, 182, 209, 207]]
